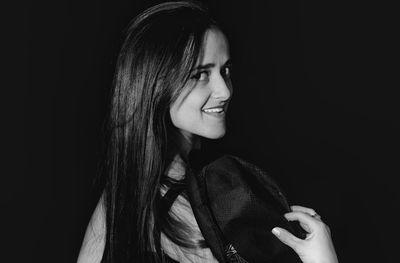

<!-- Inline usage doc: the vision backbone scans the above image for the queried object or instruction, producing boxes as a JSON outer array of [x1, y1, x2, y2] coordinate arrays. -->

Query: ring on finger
[[311, 212, 321, 219]]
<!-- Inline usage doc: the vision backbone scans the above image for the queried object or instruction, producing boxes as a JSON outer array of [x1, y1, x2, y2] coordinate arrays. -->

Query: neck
[[167, 133, 201, 180], [179, 132, 201, 159]]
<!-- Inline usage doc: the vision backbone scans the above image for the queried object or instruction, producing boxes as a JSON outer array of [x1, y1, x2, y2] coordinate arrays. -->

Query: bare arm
[[77, 195, 106, 263]]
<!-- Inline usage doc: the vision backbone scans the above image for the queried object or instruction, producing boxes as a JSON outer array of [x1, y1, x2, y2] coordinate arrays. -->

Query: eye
[[191, 71, 209, 81], [221, 65, 232, 78]]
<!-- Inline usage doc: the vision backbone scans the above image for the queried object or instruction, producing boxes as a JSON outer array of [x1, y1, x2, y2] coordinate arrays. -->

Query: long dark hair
[[100, 1, 218, 262]]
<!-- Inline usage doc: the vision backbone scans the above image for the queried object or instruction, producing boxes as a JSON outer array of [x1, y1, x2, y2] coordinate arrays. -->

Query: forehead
[[199, 28, 230, 64]]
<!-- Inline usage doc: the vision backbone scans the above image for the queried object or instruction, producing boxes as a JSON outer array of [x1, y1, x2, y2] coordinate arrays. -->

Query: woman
[[77, 1, 338, 263]]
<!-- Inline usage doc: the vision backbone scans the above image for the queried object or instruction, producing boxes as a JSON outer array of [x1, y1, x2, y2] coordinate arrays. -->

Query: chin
[[201, 128, 226, 139]]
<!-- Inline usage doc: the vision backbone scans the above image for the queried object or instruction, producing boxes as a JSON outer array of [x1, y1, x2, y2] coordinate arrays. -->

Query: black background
[[9, 0, 399, 262]]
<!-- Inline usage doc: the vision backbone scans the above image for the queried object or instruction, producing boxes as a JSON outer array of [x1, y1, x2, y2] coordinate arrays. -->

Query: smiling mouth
[[201, 107, 226, 117], [202, 107, 224, 113]]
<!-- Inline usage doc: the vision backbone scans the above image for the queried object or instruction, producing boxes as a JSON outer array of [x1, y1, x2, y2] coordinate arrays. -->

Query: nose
[[211, 74, 232, 101]]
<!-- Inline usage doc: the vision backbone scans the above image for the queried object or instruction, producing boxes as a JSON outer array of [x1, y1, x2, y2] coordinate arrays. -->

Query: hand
[[271, 205, 339, 263]]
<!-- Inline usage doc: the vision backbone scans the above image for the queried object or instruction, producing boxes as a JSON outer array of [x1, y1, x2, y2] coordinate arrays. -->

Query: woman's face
[[170, 28, 232, 141]]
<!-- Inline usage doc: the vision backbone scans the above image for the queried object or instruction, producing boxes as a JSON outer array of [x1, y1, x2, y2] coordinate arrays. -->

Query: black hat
[[185, 154, 305, 263]]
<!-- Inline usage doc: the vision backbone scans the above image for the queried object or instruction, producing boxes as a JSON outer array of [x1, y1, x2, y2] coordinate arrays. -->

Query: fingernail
[[272, 227, 280, 236]]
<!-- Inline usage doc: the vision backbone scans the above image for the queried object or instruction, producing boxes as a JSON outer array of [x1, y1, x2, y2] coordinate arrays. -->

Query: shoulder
[[77, 194, 106, 263], [160, 194, 219, 263]]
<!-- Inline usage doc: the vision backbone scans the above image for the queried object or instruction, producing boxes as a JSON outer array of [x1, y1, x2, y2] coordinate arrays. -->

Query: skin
[[77, 28, 232, 263], [163, 29, 233, 262], [272, 206, 339, 263], [169, 28, 233, 148], [78, 28, 338, 263], [170, 29, 339, 263]]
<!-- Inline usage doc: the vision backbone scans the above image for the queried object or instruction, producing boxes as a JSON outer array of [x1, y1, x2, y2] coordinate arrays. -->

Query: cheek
[[173, 98, 203, 125], [170, 84, 214, 133], [169, 89, 208, 128], [184, 96, 205, 115], [169, 103, 182, 127], [186, 88, 209, 109]]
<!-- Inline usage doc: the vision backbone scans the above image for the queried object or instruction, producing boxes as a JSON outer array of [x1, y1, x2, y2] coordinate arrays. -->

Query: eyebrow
[[194, 63, 215, 71], [194, 59, 232, 71]]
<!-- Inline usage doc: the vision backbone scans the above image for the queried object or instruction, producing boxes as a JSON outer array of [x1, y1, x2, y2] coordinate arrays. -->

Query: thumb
[[271, 227, 301, 251]]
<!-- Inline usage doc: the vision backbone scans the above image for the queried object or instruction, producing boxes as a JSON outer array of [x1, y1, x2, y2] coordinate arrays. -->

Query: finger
[[291, 205, 322, 221], [291, 205, 318, 217], [271, 227, 302, 250], [299, 222, 311, 233], [284, 211, 319, 230], [312, 214, 322, 221]]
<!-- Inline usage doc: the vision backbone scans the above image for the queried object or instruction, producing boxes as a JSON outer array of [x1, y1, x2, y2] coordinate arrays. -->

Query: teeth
[[203, 108, 223, 113]]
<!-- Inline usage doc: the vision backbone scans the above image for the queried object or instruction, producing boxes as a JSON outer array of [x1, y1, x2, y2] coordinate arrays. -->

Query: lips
[[202, 107, 224, 113], [201, 104, 227, 117]]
